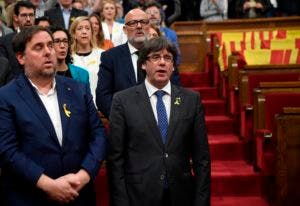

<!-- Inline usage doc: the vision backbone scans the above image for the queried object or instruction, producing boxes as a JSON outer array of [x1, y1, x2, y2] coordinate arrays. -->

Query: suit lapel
[[54, 8, 65, 29], [122, 44, 137, 85], [166, 85, 183, 147], [16, 75, 61, 147], [135, 84, 164, 147], [55, 76, 72, 147]]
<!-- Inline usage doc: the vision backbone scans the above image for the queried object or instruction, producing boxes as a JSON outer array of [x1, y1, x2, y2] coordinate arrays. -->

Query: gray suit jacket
[[108, 83, 211, 206]]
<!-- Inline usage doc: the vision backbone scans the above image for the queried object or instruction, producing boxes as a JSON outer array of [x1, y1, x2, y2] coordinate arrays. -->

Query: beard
[[128, 35, 148, 46]]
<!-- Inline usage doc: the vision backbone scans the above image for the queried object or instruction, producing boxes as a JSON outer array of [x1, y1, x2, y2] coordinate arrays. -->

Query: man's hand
[[63, 169, 91, 192], [36, 174, 79, 204]]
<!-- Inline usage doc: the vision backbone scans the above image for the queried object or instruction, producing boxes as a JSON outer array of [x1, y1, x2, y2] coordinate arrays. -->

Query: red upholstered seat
[[240, 72, 300, 141], [255, 92, 300, 174]]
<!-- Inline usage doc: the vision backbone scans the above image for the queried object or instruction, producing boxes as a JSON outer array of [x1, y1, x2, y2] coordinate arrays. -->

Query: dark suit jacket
[[108, 83, 211, 206], [0, 32, 21, 79], [0, 74, 107, 206], [96, 43, 180, 118], [235, 0, 272, 18], [0, 57, 13, 86], [44, 6, 88, 29]]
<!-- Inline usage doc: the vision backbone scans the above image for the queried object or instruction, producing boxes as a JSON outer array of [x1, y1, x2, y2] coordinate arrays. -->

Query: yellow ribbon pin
[[63, 104, 71, 118], [174, 97, 181, 105]]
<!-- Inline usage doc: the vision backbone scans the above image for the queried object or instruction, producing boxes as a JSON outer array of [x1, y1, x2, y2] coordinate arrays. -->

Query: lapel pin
[[174, 97, 181, 105], [63, 104, 71, 118]]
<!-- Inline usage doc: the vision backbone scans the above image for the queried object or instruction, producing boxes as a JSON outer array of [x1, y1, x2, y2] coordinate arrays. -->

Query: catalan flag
[[217, 29, 300, 71]]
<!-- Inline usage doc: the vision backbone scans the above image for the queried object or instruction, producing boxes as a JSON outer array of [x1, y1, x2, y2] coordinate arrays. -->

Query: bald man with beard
[[96, 8, 180, 119]]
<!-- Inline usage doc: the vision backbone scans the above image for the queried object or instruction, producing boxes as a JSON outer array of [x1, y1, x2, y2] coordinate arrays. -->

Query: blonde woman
[[70, 16, 104, 103], [100, 0, 127, 46]]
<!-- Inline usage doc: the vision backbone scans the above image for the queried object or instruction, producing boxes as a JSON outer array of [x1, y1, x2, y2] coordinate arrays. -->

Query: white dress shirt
[[145, 79, 171, 123], [30, 79, 63, 146]]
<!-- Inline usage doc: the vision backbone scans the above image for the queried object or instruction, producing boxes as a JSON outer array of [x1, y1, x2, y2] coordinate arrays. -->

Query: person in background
[[100, 0, 127, 47], [0, 1, 35, 79], [115, 1, 125, 23], [148, 23, 161, 39], [35, 16, 50, 27], [143, 1, 181, 65], [72, 0, 84, 11], [89, 13, 114, 50], [108, 37, 211, 206], [0, 15, 13, 37], [159, 0, 181, 26], [0, 56, 13, 86], [44, 0, 88, 29], [235, 0, 271, 18], [0, 25, 107, 206], [51, 26, 89, 84], [96, 8, 150, 118], [70, 16, 104, 103], [96, 8, 180, 118], [29, 0, 57, 18], [200, 0, 228, 21], [4, 2, 18, 32]]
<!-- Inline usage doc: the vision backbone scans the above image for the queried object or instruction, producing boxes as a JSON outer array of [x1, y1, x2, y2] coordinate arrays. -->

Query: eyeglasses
[[125, 19, 149, 28], [19, 13, 35, 19], [53, 39, 69, 46], [147, 54, 173, 63]]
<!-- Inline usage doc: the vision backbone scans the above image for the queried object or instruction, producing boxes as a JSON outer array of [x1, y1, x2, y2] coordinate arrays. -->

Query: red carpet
[[181, 72, 270, 206], [94, 71, 270, 206]]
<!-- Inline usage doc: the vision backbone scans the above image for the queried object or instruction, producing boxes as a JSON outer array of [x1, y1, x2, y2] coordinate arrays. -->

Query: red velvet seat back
[[264, 92, 300, 134], [247, 73, 300, 105]]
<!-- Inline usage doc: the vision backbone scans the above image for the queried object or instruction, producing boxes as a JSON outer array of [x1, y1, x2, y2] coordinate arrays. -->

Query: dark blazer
[[96, 43, 180, 118], [108, 83, 211, 206], [0, 74, 107, 206], [44, 6, 88, 29], [0, 32, 21, 79], [0, 57, 13, 86], [235, 0, 272, 18]]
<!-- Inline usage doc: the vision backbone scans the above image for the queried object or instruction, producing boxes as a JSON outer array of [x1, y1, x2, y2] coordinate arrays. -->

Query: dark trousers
[[162, 188, 171, 206]]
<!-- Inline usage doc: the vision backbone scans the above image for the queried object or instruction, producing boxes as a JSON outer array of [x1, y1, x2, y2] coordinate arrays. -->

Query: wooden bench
[[173, 17, 300, 33], [254, 93, 300, 175], [275, 107, 300, 206], [174, 17, 300, 72], [238, 67, 300, 139]]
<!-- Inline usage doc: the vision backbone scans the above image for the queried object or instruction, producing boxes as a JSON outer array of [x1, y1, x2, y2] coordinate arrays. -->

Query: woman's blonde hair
[[69, 16, 97, 53], [99, 0, 118, 21]]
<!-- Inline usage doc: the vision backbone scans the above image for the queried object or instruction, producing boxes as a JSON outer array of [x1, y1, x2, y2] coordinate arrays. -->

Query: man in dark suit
[[0, 57, 13, 86], [44, 0, 88, 29], [0, 26, 107, 206], [108, 37, 211, 206], [0, 1, 35, 79], [96, 8, 180, 118]]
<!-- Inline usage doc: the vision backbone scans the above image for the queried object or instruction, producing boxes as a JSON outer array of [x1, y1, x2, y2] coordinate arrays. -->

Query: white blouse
[[72, 48, 104, 104], [102, 21, 127, 47]]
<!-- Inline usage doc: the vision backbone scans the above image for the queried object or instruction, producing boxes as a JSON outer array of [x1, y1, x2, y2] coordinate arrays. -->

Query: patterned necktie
[[155, 90, 168, 144]]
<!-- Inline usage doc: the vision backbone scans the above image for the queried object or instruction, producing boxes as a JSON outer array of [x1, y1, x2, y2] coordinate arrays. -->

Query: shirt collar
[[127, 42, 138, 55], [60, 4, 72, 12], [29, 78, 56, 96], [145, 79, 171, 98]]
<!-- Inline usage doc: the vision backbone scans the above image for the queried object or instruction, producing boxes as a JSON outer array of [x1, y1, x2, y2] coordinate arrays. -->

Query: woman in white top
[[70, 16, 104, 103], [100, 0, 127, 46]]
